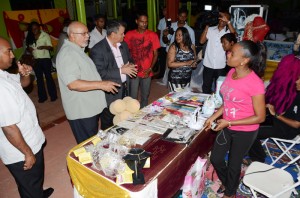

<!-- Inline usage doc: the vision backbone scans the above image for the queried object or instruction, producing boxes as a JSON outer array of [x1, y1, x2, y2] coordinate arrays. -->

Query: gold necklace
[[232, 68, 250, 80]]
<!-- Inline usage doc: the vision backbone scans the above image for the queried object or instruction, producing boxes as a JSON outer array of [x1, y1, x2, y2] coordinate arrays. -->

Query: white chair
[[243, 154, 300, 198], [262, 135, 300, 173]]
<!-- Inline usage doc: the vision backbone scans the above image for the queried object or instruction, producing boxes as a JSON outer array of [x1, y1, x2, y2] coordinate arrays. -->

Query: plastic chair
[[262, 135, 300, 172], [243, 154, 300, 198]]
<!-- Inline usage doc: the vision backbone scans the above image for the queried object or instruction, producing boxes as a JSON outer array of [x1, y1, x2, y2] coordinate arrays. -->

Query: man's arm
[[199, 25, 209, 44], [2, 125, 36, 170], [17, 62, 32, 88], [143, 49, 158, 78], [67, 80, 120, 94], [267, 104, 300, 129]]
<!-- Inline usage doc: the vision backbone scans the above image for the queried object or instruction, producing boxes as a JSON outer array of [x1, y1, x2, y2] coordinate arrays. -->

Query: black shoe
[[43, 187, 54, 198], [217, 185, 225, 194], [50, 97, 57, 102], [38, 98, 47, 103]]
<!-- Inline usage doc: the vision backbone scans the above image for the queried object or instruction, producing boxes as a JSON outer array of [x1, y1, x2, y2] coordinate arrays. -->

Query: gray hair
[[106, 20, 126, 36]]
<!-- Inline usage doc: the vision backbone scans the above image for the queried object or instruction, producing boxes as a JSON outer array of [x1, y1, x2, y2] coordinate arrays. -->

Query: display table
[[66, 92, 217, 198]]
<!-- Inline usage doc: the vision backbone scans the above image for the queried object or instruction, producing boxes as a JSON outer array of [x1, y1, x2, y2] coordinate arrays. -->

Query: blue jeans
[[129, 77, 151, 108]]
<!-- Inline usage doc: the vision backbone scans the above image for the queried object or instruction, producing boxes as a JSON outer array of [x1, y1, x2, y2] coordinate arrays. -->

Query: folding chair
[[262, 135, 300, 172], [243, 155, 300, 198]]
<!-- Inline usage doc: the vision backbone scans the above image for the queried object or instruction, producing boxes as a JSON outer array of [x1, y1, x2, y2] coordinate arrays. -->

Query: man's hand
[[163, 29, 169, 36], [142, 67, 152, 78], [17, 61, 33, 76], [24, 153, 36, 170], [219, 12, 229, 23], [100, 81, 121, 94], [121, 62, 137, 78]]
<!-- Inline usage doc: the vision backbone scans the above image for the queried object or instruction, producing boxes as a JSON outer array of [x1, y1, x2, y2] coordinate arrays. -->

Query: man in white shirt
[[88, 14, 107, 50], [0, 36, 53, 198], [200, 11, 236, 94], [156, 7, 167, 79]]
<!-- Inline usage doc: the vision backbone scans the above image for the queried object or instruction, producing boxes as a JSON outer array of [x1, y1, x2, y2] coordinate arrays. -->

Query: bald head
[[0, 36, 15, 70], [0, 37, 9, 50], [67, 21, 90, 48]]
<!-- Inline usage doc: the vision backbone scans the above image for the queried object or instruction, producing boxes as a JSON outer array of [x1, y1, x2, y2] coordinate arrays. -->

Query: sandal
[[217, 185, 225, 194]]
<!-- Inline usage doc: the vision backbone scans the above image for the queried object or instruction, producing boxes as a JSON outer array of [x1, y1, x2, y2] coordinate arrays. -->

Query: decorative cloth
[[243, 16, 270, 42]]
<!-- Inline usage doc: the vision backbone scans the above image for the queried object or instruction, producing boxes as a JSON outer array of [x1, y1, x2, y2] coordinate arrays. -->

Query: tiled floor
[[0, 77, 169, 198]]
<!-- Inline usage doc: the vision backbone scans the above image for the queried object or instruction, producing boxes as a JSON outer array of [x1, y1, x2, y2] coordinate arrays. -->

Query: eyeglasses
[[72, 32, 89, 36]]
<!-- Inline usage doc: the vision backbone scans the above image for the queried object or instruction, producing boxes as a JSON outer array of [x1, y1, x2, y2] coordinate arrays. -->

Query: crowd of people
[[1, 5, 300, 198]]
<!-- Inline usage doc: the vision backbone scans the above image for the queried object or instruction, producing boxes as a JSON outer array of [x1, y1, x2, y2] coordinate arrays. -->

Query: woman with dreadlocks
[[248, 54, 300, 163]]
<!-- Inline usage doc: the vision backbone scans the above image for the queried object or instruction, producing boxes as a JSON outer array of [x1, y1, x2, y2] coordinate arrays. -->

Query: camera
[[202, 5, 219, 27], [166, 18, 174, 35]]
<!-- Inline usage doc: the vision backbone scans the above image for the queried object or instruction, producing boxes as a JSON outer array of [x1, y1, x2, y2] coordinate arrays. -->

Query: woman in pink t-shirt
[[204, 40, 266, 198]]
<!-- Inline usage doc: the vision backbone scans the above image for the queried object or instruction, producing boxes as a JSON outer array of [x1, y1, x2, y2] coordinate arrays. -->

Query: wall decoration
[[3, 9, 69, 49], [229, 5, 268, 41], [263, 40, 294, 62]]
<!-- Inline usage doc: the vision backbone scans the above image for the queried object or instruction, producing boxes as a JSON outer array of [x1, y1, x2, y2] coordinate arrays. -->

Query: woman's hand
[[266, 104, 276, 116], [204, 117, 214, 131], [187, 60, 195, 66], [213, 119, 229, 131]]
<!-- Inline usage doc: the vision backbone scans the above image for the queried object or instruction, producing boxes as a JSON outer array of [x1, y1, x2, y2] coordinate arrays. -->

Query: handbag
[[182, 156, 207, 198]]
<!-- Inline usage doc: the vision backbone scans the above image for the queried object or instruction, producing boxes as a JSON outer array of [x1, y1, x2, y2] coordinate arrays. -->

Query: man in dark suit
[[90, 20, 137, 129]]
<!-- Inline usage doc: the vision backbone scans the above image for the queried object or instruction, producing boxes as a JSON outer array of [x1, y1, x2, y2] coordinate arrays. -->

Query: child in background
[[221, 33, 237, 73]]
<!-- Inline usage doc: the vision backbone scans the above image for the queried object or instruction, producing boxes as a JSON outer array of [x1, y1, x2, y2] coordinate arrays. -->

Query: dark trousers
[[202, 66, 226, 94], [6, 149, 44, 198], [248, 119, 299, 162], [33, 58, 57, 101], [210, 128, 258, 196], [129, 77, 151, 108], [157, 47, 167, 79], [68, 114, 100, 144]]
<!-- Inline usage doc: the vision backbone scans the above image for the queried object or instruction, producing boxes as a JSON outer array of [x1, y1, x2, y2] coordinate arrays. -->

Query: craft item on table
[[110, 144, 130, 156], [242, 16, 270, 42], [123, 148, 152, 185], [125, 98, 140, 113], [97, 129, 107, 139], [165, 90, 190, 102], [110, 97, 141, 125], [73, 147, 86, 157], [162, 126, 195, 144], [188, 107, 207, 130], [148, 104, 164, 113], [174, 95, 204, 107], [110, 99, 126, 115], [99, 151, 125, 177], [116, 164, 134, 185], [91, 136, 102, 145], [131, 124, 166, 136], [118, 136, 136, 148], [78, 152, 93, 164], [201, 95, 216, 117], [163, 107, 185, 117]]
